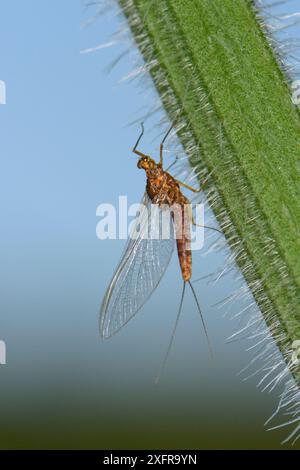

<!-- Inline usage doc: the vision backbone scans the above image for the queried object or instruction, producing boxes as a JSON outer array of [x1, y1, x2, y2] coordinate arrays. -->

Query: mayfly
[[100, 122, 221, 368]]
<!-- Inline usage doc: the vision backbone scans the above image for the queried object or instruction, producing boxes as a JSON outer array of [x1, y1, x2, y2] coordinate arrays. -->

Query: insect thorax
[[146, 169, 187, 207]]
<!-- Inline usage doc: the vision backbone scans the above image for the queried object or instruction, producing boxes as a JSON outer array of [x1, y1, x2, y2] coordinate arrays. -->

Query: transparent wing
[[100, 193, 174, 338]]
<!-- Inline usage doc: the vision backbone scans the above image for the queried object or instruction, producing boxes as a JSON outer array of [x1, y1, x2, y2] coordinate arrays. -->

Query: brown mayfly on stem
[[100, 122, 222, 377]]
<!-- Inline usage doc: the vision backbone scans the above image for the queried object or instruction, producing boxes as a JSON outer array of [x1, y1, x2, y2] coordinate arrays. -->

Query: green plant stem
[[119, 0, 300, 380]]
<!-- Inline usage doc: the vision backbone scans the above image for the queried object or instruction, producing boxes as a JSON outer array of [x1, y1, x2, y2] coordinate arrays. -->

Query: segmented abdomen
[[174, 207, 192, 282], [146, 170, 192, 281]]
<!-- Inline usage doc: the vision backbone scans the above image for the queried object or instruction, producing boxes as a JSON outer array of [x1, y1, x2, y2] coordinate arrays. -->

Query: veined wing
[[100, 194, 174, 338]]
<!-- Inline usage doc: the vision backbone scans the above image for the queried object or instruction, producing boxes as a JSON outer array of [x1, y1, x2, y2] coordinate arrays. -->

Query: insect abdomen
[[174, 206, 192, 282], [176, 236, 192, 281]]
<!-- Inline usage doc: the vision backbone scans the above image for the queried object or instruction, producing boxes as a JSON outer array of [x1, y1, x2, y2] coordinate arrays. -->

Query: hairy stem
[[118, 0, 300, 383]]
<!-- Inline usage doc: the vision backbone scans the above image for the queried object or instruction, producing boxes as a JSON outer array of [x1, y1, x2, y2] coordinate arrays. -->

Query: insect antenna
[[155, 281, 186, 384], [188, 281, 213, 359]]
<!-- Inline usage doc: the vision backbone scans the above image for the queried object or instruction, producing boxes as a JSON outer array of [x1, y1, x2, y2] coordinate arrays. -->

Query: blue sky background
[[0, 0, 299, 449]]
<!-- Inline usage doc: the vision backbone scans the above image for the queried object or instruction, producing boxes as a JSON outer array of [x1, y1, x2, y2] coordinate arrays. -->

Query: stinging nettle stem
[[118, 0, 300, 439]]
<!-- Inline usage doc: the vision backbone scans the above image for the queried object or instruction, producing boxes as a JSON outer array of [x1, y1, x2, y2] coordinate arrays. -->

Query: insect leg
[[132, 122, 151, 158], [165, 158, 179, 172], [177, 180, 201, 193], [188, 204, 222, 234], [160, 122, 176, 167]]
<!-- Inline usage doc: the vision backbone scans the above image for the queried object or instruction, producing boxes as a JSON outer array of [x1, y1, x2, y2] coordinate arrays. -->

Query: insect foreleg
[[177, 180, 201, 193], [132, 122, 152, 159]]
